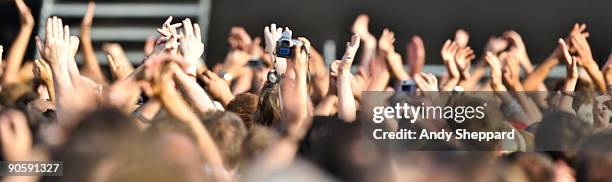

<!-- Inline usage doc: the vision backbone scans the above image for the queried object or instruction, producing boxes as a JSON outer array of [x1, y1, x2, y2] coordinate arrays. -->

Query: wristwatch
[[219, 71, 233, 81]]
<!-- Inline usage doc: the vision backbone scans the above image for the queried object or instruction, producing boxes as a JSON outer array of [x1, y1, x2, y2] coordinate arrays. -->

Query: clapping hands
[[559, 39, 578, 81], [178, 18, 204, 75], [484, 52, 506, 91]]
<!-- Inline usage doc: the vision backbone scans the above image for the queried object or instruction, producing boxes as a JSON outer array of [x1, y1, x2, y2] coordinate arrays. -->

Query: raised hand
[[378, 28, 396, 54], [3, 0, 35, 84], [501, 52, 523, 91], [484, 36, 509, 55], [455, 46, 475, 80], [0, 110, 32, 161], [263, 23, 283, 54], [559, 39, 578, 83], [156, 16, 182, 55], [144, 36, 156, 56], [454, 46, 475, 72], [36, 17, 80, 68], [340, 35, 361, 72], [81, 1, 95, 31], [568, 24, 606, 91], [103, 43, 134, 79], [569, 26, 594, 66], [454, 29, 469, 48], [407, 36, 425, 76], [106, 55, 127, 80], [352, 14, 378, 71], [378, 29, 408, 81], [279, 37, 311, 135], [557, 38, 579, 114], [79, 1, 107, 84], [228, 26, 253, 51], [178, 18, 204, 76], [336, 35, 360, 122], [484, 52, 506, 91], [33, 59, 53, 88], [440, 40, 460, 91], [352, 14, 377, 49], [15, 0, 34, 27], [414, 72, 439, 92], [221, 50, 250, 79], [503, 31, 532, 71], [200, 70, 234, 106]]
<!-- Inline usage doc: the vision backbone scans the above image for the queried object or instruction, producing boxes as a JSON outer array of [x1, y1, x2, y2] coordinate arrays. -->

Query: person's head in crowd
[[254, 81, 281, 127], [200, 111, 247, 171], [226, 93, 258, 129], [52, 107, 142, 182], [535, 111, 593, 162], [575, 129, 612, 182], [447, 95, 506, 151], [240, 125, 279, 165], [0, 82, 37, 109], [503, 152, 555, 182], [300, 116, 388, 182], [3, 2, 612, 181], [106, 159, 202, 182], [147, 114, 197, 141]]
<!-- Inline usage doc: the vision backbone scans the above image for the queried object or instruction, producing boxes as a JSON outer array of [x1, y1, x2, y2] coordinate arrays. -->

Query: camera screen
[[278, 47, 291, 56], [400, 80, 417, 93]]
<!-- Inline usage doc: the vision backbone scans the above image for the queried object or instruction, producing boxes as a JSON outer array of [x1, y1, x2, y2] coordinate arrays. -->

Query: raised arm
[[3, 0, 35, 84], [407, 36, 426, 77], [557, 39, 578, 114], [79, 1, 107, 84], [36, 17, 95, 124], [455, 46, 475, 86], [352, 15, 377, 71], [379, 29, 409, 81], [484, 52, 507, 92], [336, 35, 360, 122], [146, 58, 224, 171], [522, 24, 587, 91], [280, 36, 311, 137], [200, 70, 234, 108], [440, 40, 460, 91], [178, 18, 203, 77], [570, 24, 606, 92], [501, 52, 542, 124]]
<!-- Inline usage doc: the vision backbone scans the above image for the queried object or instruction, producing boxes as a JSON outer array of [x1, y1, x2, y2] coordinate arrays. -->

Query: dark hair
[[575, 129, 612, 182], [535, 111, 592, 161], [226, 93, 258, 129]]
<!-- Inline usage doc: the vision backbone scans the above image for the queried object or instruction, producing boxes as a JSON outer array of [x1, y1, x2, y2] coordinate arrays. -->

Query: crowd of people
[[0, 0, 612, 181]]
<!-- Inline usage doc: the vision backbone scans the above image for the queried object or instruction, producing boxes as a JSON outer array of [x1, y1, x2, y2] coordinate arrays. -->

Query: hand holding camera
[[275, 28, 307, 59]]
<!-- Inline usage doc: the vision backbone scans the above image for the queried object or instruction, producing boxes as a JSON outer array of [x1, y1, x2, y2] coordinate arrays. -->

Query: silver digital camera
[[275, 31, 303, 58]]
